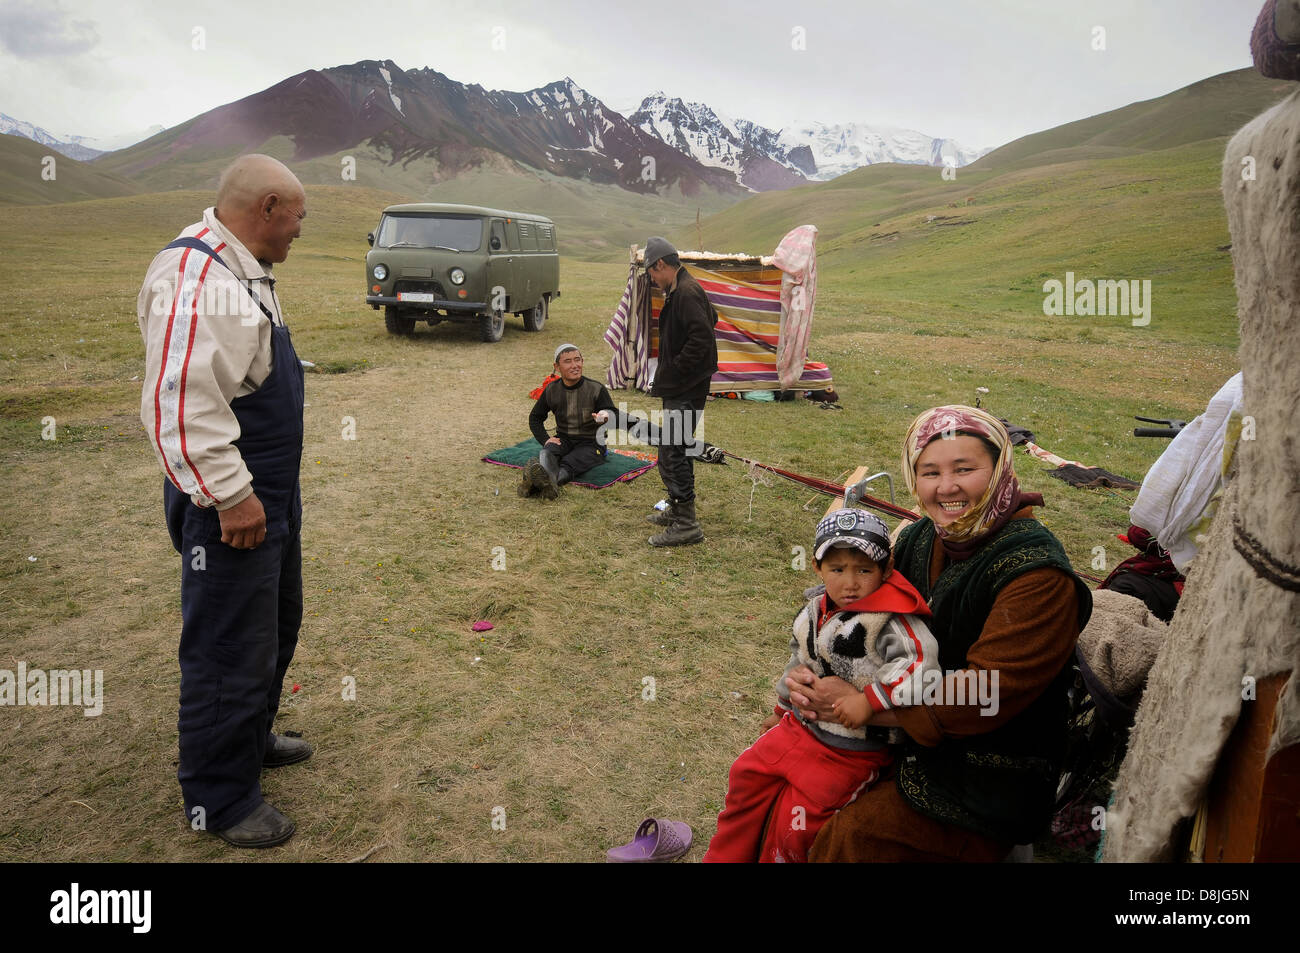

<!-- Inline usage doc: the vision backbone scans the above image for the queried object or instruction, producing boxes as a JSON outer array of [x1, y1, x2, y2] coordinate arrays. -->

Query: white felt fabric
[[1103, 88, 1300, 862]]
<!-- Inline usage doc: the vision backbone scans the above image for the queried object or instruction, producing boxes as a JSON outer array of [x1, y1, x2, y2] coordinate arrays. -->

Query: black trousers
[[166, 490, 301, 831], [540, 435, 606, 484], [1104, 570, 1181, 623], [657, 395, 707, 504]]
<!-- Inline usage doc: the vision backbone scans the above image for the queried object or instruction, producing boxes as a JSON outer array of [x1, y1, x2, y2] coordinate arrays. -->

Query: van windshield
[[377, 215, 482, 251]]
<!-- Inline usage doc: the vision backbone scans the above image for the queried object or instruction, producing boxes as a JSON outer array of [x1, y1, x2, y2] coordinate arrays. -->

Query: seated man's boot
[[646, 500, 677, 526], [649, 500, 703, 547], [538, 449, 562, 499], [213, 800, 295, 848], [518, 458, 544, 497], [263, 732, 313, 768]]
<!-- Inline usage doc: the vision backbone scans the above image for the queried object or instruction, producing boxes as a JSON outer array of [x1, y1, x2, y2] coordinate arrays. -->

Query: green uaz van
[[365, 203, 560, 342]]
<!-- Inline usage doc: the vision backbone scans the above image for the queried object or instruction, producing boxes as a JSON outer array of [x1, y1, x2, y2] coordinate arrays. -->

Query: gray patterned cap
[[814, 508, 891, 563]]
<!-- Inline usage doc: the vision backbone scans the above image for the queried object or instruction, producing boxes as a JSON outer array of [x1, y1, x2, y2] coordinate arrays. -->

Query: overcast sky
[[0, 0, 1266, 150]]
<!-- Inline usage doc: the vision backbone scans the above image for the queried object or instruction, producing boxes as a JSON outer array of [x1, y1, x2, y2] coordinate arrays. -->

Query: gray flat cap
[[643, 236, 677, 269]]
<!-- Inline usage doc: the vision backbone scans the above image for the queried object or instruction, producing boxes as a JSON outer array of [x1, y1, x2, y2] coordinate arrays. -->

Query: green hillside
[[682, 68, 1293, 260], [87, 115, 203, 183], [971, 68, 1294, 172], [677, 139, 1244, 349], [0, 133, 140, 205], [672, 161, 998, 256]]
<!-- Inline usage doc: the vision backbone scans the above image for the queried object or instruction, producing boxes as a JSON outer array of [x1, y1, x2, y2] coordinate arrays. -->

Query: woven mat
[[482, 439, 656, 489]]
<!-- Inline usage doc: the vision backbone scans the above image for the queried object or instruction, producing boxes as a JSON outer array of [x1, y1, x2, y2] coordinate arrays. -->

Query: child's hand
[[831, 692, 871, 730], [758, 712, 782, 738]]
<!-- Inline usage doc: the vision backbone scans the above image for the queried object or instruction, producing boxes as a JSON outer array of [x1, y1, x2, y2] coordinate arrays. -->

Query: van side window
[[538, 224, 554, 251], [490, 220, 507, 252], [518, 221, 538, 252]]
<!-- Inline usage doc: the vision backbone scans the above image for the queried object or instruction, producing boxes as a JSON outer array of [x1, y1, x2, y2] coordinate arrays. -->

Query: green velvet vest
[[892, 516, 1092, 844]]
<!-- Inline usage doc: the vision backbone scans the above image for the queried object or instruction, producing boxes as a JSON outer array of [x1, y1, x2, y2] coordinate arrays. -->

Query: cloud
[[0, 1, 99, 58]]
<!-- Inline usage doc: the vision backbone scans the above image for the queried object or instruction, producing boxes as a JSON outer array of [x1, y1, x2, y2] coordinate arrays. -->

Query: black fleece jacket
[[651, 267, 718, 399]]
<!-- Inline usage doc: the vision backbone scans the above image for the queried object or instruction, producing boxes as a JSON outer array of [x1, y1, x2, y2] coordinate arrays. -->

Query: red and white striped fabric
[[151, 227, 227, 504], [603, 260, 651, 391]]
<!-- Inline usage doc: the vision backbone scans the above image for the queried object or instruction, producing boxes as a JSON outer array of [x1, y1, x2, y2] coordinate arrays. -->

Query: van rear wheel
[[523, 296, 547, 332], [479, 309, 505, 342], [384, 306, 415, 336]]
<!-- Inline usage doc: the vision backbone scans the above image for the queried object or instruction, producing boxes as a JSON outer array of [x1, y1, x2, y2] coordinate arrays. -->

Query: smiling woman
[[903, 406, 1040, 549], [798, 405, 1094, 862], [914, 435, 999, 528]]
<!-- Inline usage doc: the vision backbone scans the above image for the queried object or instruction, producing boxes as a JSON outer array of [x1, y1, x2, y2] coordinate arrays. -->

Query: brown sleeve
[[892, 568, 1081, 746]]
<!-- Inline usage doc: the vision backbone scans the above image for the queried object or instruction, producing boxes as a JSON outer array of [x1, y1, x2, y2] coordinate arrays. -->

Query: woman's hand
[[784, 666, 858, 722]]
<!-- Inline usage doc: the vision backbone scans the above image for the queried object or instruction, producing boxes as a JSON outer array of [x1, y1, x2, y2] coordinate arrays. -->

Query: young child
[[702, 508, 939, 862], [521, 343, 617, 499]]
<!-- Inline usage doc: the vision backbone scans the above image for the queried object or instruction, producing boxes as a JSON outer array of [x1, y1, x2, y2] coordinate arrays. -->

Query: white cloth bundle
[[1130, 373, 1243, 572]]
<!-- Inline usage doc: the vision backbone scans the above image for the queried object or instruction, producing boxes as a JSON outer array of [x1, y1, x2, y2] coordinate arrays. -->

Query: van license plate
[[398, 292, 435, 303]]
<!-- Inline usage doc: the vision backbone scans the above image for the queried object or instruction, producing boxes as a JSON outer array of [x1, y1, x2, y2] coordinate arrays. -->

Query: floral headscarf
[[902, 405, 1043, 561]]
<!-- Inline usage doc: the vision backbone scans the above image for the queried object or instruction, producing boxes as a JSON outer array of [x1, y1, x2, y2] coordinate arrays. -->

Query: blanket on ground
[[482, 439, 656, 488]]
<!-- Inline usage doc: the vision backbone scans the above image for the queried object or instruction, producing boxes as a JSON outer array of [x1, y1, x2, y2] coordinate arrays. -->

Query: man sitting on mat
[[521, 343, 617, 499]]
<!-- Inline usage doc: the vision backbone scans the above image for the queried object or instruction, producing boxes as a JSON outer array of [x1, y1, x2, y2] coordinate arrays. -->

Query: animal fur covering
[[1102, 89, 1300, 861]]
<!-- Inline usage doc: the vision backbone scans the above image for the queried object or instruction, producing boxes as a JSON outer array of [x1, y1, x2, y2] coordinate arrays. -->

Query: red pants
[[703, 712, 892, 863]]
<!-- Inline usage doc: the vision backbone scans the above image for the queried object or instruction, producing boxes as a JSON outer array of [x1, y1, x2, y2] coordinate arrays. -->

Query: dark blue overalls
[[161, 238, 305, 831]]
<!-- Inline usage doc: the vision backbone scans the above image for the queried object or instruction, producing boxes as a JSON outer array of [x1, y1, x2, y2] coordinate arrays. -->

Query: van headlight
[[373, 264, 388, 281], [449, 268, 465, 285]]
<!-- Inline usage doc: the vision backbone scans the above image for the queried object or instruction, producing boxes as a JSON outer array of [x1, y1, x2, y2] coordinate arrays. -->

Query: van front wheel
[[479, 309, 505, 342], [522, 296, 547, 332], [385, 306, 415, 336]]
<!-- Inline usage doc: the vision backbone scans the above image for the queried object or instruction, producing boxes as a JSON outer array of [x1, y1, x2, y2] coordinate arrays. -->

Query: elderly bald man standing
[[138, 154, 310, 847]]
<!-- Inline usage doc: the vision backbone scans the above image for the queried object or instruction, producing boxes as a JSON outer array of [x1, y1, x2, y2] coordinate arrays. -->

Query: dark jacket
[[651, 267, 718, 398], [529, 375, 616, 444], [891, 516, 1092, 844]]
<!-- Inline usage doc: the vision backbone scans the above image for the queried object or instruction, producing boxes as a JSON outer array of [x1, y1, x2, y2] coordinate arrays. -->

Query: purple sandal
[[606, 818, 693, 863]]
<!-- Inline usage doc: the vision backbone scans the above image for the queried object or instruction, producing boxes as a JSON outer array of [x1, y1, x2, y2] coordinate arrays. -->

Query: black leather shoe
[[213, 801, 295, 848], [263, 732, 313, 768]]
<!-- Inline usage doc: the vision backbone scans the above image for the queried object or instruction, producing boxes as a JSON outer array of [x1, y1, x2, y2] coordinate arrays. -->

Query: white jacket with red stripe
[[137, 208, 287, 510]]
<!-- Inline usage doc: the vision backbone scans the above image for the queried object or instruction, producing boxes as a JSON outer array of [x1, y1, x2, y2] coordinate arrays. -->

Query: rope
[[715, 447, 1124, 586], [720, 451, 919, 522], [1233, 517, 1300, 592], [744, 461, 774, 523]]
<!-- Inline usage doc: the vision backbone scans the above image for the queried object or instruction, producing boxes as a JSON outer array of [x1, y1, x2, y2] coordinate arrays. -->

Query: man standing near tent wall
[[643, 237, 718, 546]]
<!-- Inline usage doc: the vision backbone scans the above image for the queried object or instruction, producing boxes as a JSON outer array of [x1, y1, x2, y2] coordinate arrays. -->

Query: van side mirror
[[367, 232, 375, 247], [490, 237, 502, 251]]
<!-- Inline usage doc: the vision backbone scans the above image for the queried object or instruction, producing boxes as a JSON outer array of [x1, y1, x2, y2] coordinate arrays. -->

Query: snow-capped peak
[[775, 120, 987, 178], [624, 94, 990, 187]]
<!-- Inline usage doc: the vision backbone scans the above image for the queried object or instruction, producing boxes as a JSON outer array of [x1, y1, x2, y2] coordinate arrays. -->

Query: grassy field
[[0, 135, 1239, 861]]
